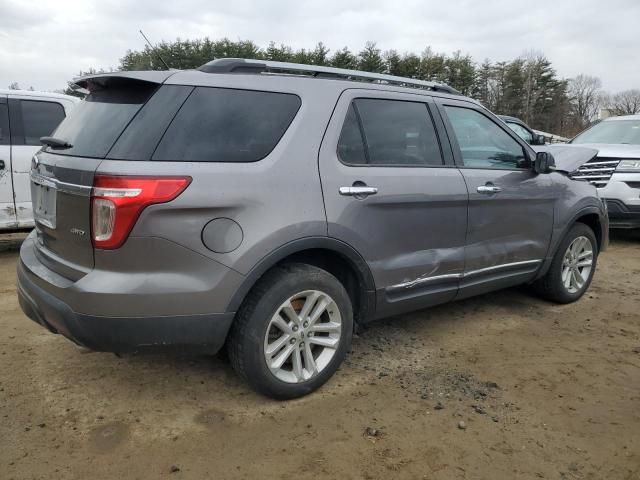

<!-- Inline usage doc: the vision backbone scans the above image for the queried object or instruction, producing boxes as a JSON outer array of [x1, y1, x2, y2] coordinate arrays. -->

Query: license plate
[[33, 181, 57, 229]]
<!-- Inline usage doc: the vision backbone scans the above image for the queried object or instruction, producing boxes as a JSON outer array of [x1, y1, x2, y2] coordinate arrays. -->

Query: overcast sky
[[1, 0, 638, 93]]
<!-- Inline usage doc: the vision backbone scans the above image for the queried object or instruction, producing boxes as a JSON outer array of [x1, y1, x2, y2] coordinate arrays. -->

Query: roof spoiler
[[73, 71, 177, 93]]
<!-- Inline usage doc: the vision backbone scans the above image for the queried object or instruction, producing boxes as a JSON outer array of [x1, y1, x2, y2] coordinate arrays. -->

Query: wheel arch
[[225, 237, 377, 327], [535, 206, 605, 280], [573, 212, 603, 251]]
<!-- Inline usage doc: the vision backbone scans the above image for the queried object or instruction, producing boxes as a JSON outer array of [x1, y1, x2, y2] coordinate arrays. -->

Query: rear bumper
[[17, 233, 237, 354], [18, 262, 234, 353]]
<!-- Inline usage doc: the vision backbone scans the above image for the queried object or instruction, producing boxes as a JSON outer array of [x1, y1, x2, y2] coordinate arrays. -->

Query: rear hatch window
[[47, 81, 158, 158]]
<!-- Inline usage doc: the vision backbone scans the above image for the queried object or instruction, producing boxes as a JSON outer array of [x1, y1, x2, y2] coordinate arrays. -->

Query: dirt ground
[[0, 232, 638, 480]]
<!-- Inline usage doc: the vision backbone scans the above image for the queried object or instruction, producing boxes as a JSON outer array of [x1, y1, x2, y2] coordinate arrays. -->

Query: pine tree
[[265, 42, 293, 62], [310, 42, 330, 66], [329, 47, 358, 70], [473, 59, 492, 107], [357, 42, 385, 73]]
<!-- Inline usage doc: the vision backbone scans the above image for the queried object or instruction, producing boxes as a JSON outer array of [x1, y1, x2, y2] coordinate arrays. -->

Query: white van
[[0, 89, 79, 230]]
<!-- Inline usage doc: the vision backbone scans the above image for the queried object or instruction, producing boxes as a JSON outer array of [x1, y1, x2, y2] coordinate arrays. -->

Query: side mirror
[[533, 151, 556, 174], [533, 134, 546, 145]]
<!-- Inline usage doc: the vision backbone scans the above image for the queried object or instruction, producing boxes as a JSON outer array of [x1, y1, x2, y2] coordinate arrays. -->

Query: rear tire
[[534, 223, 598, 304], [227, 263, 353, 399]]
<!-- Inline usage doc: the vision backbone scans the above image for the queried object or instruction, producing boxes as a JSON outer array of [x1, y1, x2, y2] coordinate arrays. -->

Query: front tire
[[227, 263, 353, 399], [534, 223, 598, 303]]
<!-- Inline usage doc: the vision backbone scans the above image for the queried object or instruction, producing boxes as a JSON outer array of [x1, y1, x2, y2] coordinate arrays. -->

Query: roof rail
[[197, 58, 461, 95]]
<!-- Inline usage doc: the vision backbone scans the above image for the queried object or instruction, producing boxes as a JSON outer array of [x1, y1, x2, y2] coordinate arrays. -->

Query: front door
[[319, 90, 468, 319], [0, 96, 16, 229], [436, 100, 555, 298]]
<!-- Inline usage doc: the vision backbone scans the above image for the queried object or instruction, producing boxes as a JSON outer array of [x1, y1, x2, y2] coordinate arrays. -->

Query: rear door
[[319, 89, 468, 319], [436, 99, 555, 298], [0, 95, 16, 228], [8, 96, 69, 228]]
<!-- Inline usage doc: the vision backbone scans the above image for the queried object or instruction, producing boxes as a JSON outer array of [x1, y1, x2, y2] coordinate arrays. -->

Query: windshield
[[572, 120, 640, 145]]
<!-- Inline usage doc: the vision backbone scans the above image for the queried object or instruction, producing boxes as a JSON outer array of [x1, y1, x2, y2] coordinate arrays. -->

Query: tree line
[[44, 38, 640, 137]]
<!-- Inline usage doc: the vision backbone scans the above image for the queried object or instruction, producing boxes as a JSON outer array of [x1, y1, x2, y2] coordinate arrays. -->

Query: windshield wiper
[[40, 136, 73, 149]]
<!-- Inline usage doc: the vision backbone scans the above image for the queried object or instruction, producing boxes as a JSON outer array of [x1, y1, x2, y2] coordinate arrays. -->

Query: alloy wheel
[[263, 290, 342, 383], [561, 236, 593, 294]]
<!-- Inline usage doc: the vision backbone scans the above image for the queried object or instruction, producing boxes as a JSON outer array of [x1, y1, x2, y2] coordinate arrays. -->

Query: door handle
[[477, 184, 501, 194], [339, 186, 378, 197]]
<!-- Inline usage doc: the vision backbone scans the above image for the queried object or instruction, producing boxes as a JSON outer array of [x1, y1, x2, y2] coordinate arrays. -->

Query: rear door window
[[21, 100, 65, 146], [338, 98, 443, 166], [152, 87, 301, 162]]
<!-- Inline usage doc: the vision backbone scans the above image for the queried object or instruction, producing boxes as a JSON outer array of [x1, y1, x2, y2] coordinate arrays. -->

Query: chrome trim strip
[[463, 259, 542, 278], [571, 174, 612, 179], [30, 171, 92, 197], [387, 259, 543, 292], [581, 160, 620, 166], [578, 167, 616, 173]]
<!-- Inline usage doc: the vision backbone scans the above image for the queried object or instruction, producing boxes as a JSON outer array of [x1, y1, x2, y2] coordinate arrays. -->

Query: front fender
[[535, 203, 608, 280]]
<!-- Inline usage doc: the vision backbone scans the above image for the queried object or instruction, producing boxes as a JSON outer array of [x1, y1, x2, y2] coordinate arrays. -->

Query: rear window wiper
[[40, 136, 73, 149]]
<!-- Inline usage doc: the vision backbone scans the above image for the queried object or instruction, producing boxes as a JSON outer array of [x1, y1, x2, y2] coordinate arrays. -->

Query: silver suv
[[570, 114, 640, 229], [17, 59, 608, 398]]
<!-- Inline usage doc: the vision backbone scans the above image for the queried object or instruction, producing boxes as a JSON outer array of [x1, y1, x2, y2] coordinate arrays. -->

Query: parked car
[[17, 60, 608, 399], [0, 89, 78, 230], [569, 114, 640, 229], [497, 115, 546, 145]]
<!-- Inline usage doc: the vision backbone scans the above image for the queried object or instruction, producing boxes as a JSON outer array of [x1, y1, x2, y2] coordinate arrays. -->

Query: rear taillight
[[91, 175, 191, 249]]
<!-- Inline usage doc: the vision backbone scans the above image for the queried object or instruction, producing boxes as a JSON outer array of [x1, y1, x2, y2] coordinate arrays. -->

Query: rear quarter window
[[152, 87, 301, 163]]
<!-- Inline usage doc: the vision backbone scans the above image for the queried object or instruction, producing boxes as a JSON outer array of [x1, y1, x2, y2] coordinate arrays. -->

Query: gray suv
[[17, 59, 608, 399]]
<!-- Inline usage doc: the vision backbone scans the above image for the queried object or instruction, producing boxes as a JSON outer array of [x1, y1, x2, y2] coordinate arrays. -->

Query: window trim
[[151, 85, 302, 163], [0, 100, 10, 146], [435, 99, 534, 171], [336, 96, 447, 169], [350, 102, 371, 165]]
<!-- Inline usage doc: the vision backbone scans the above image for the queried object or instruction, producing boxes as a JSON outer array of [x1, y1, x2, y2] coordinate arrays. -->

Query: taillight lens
[[91, 175, 191, 249]]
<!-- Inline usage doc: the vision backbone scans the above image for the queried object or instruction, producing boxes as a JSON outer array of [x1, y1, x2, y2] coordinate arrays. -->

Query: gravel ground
[[1, 231, 639, 479]]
